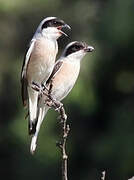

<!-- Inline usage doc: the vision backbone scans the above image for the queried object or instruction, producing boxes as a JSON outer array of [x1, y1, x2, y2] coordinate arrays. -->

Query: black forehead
[[41, 18, 65, 29], [64, 42, 85, 57]]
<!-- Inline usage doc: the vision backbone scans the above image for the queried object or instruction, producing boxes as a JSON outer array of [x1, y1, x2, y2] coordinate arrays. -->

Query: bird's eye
[[72, 47, 76, 51], [72, 44, 84, 52], [74, 46, 80, 51], [53, 21, 58, 25], [76, 46, 80, 50]]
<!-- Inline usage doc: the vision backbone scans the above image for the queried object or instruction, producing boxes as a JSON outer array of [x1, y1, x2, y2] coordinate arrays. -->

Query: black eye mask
[[41, 19, 65, 29], [65, 43, 85, 57]]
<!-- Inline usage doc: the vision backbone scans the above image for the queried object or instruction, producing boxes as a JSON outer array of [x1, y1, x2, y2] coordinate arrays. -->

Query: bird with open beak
[[21, 17, 71, 135], [30, 41, 94, 154]]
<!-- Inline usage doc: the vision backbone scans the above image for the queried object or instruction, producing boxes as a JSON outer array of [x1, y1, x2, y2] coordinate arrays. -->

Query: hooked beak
[[57, 24, 71, 37], [84, 46, 94, 52]]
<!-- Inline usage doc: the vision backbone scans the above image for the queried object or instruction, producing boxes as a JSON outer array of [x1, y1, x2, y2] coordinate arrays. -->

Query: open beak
[[57, 24, 71, 37], [84, 46, 94, 52]]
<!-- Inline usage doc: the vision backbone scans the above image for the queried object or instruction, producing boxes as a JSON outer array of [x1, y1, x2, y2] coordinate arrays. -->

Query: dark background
[[0, 0, 134, 179]]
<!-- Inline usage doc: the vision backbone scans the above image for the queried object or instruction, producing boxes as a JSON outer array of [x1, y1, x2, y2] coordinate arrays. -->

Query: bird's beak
[[84, 46, 94, 52], [63, 24, 71, 30], [57, 24, 71, 37]]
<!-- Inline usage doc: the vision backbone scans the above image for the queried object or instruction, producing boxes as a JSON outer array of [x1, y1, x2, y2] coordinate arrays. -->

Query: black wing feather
[[46, 60, 63, 84], [21, 41, 34, 107]]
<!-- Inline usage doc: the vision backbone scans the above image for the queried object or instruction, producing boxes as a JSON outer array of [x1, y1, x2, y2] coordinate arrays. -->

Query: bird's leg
[[31, 81, 49, 97], [31, 81, 42, 92]]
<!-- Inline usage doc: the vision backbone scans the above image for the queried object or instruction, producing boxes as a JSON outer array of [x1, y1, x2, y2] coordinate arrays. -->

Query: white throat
[[42, 27, 61, 40], [66, 50, 86, 62]]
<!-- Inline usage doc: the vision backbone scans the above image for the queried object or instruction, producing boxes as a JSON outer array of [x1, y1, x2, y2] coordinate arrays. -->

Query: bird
[[30, 41, 94, 154], [21, 17, 71, 135]]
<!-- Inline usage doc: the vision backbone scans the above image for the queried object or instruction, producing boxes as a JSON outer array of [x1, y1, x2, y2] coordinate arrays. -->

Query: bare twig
[[46, 99, 70, 180], [56, 105, 70, 180]]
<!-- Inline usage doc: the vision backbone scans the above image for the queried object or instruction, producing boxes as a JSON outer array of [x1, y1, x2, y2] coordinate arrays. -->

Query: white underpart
[[68, 50, 86, 61], [53, 61, 80, 101]]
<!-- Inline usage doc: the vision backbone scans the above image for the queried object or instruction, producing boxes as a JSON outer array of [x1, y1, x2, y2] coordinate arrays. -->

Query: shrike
[[21, 17, 70, 135], [30, 41, 94, 153]]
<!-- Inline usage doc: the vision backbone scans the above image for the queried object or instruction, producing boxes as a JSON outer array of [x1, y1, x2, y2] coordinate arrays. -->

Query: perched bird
[[30, 41, 94, 154], [21, 17, 70, 135]]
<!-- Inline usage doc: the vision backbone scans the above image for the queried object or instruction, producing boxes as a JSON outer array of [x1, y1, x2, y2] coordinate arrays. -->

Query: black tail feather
[[28, 120, 38, 135]]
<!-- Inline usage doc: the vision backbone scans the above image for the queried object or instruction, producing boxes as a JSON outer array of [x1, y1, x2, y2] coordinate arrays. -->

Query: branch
[[46, 99, 70, 180], [56, 105, 70, 180]]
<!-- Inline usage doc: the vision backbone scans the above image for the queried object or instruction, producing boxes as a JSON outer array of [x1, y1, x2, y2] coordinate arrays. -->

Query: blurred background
[[0, 0, 134, 179]]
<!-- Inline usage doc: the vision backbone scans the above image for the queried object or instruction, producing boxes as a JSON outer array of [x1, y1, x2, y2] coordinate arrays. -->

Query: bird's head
[[36, 17, 71, 40], [62, 41, 94, 60]]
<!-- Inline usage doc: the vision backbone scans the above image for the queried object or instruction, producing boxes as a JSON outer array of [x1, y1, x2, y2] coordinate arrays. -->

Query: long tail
[[30, 105, 49, 154], [28, 87, 38, 135]]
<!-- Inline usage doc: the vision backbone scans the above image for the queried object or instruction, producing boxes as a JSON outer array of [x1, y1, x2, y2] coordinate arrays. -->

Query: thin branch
[[56, 105, 70, 180], [46, 99, 70, 180]]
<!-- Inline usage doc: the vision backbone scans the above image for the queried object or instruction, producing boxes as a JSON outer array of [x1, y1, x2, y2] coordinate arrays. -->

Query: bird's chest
[[52, 62, 80, 100], [62, 62, 80, 85], [27, 39, 57, 83]]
